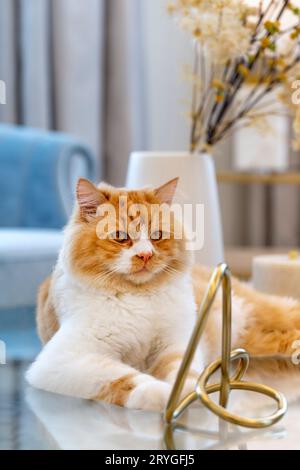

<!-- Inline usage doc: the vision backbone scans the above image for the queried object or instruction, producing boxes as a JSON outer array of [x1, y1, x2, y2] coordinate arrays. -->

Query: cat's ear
[[76, 178, 108, 220], [154, 178, 179, 205]]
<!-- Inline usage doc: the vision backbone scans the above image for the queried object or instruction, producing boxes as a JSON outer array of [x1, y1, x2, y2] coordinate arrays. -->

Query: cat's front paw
[[126, 380, 171, 412]]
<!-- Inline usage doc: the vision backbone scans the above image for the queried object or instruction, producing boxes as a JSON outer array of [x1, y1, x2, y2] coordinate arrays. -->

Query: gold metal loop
[[196, 350, 287, 429], [166, 349, 249, 422], [164, 263, 288, 430]]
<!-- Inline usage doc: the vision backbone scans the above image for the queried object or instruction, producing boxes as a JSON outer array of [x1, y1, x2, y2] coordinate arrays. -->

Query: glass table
[[1, 359, 300, 450]]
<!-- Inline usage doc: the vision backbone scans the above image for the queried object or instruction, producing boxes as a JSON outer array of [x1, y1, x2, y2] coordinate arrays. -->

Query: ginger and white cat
[[26, 178, 300, 411]]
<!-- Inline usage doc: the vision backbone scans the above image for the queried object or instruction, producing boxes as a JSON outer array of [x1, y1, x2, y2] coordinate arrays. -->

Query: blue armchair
[[0, 125, 95, 358]]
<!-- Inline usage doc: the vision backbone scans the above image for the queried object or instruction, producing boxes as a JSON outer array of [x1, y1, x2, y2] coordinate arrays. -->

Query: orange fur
[[192, 264, 300, 373], [149, 352, 198, 381], [69, 184, 189, 294], [37, 277, 59, 344], [94, 374, 136, 406], [149, 352, 184, 380]]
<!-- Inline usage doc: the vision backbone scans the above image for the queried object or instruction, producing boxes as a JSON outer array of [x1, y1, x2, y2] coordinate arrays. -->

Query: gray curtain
[[0, 0, 143, 184]]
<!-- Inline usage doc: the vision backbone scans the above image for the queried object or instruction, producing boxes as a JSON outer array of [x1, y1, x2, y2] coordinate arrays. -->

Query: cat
[[26, 177, 300, 412]]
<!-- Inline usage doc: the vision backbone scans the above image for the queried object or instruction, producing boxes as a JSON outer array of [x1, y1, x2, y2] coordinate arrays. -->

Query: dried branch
[[169, 0, 300, 153]]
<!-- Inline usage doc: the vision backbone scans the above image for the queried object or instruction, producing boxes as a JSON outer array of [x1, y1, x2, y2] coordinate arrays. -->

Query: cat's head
[[65, 178, 191, 292]]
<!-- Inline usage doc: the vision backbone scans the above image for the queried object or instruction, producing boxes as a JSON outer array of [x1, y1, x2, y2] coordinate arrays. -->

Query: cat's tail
[[192, 264, 300, 374], [232, 277, 300, 374]]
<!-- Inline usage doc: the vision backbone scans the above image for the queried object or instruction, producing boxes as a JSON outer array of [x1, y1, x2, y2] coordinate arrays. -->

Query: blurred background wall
[[0, 0, 299, 249]]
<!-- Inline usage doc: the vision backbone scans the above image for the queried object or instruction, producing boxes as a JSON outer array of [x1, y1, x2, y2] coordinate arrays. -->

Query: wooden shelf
[[217, 171, 300, 185]]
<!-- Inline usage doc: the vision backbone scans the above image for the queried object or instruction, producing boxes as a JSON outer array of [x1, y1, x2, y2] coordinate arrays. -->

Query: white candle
[[253, 253, 300, 299]]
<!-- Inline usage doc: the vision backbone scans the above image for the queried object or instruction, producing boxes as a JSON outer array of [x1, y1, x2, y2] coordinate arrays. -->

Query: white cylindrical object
[[233, 87, 289, 171], [126, 152, 224, 267], [253, 254, 300, 299]]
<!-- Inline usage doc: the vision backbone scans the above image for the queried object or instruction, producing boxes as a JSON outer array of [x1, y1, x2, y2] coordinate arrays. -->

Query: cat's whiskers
[[162, 265, 182, 279], [92, 267, 122, 285]]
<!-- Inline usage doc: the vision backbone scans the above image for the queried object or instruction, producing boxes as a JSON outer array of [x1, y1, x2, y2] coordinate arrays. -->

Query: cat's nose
[[137, 251, 153, 264]]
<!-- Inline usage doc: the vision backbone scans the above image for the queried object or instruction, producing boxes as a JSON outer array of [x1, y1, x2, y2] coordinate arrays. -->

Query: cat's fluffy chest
[[53, 270, 196, 367]]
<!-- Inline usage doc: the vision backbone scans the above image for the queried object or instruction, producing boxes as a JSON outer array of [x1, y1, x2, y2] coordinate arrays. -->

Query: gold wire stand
[[164, 263, 287, 433]]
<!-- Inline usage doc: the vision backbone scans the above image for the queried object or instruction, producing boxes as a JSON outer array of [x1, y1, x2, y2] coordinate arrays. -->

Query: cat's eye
[[110, 231, 129, 243], [151, 230, 164, 241]]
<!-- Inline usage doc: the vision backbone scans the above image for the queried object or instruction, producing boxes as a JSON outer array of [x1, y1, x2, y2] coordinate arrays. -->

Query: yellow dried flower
[[215, 94, 225, 103], [237, 64, 250, 78], [193, 27, 201, 38], [277, 72, 287, 82], [261, 37, 271, 48], [264, 21, 280, 35], [167, 3, 177, 14], [271, 57, 287, 68], [288, 3, 300, 16], [290, 27, 300, 40], [245, 74, 261, 85], [212, 79, 225, 90], [201, 143, 213, 153], [169, 0, 253, 64]]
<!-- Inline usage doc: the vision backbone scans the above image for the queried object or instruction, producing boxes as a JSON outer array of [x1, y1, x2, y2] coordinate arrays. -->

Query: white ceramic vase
[[126, 152, 224, 267]]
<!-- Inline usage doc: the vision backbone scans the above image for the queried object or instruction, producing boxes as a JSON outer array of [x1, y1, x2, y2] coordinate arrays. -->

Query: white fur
[[26, 246, 203, 411], [115, 225, 155, 275]]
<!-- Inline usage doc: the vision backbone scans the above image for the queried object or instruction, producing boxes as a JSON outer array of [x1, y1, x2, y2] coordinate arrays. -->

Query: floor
[[2, 360, 300, 450]]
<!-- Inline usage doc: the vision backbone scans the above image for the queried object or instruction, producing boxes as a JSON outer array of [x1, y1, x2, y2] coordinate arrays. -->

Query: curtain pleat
[[104, 0, 138, 186], [19, 0, 52, 128], [0, 0, 108, 179], [0, 0, 18, 123], [51, 0, 105, 177]]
